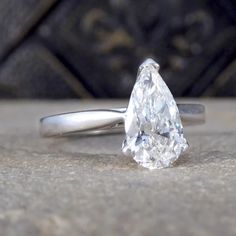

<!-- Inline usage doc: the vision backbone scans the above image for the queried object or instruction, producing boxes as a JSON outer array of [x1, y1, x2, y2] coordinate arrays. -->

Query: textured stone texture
[[0, 100, 236, 236]]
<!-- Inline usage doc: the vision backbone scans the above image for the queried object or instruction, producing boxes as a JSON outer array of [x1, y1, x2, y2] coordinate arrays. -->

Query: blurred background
[[0, 0, 235, 99]]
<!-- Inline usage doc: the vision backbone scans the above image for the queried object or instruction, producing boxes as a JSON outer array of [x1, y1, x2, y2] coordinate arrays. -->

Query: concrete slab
[[0, 100, 235, 236]]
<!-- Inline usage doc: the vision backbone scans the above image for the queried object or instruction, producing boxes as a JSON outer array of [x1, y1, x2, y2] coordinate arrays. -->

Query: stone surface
[[123, 59, 188, 169], [0, 100, 236, 236]]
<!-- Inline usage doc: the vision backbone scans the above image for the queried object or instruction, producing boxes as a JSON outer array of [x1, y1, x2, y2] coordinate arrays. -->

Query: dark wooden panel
[[0, 0, 235, 98], [0, 0, 58, 59], [0, 41, 90, 98], [37, 0, 236, 97]]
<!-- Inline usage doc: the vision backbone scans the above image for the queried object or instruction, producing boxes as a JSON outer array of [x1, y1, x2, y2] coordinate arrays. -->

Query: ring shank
[[40, 104, 205, 137]]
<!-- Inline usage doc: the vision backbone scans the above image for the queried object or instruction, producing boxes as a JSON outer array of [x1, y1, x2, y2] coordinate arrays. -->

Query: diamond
[[122, 58, 188, 169]]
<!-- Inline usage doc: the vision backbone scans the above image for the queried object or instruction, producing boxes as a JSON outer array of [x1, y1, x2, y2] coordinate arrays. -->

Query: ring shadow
[[174, 150, 235, 168], [46, 135, 235, 170]]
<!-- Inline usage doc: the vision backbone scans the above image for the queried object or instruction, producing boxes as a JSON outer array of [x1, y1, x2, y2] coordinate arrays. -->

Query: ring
[[40, 58, 205, 169]]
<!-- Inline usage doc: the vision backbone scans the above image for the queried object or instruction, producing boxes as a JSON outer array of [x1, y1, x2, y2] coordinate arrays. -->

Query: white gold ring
[[40, 58, 205, 169]]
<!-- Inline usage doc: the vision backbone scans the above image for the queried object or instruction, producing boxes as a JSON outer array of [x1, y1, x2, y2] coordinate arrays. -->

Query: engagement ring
[[40, 58, 205, 169]]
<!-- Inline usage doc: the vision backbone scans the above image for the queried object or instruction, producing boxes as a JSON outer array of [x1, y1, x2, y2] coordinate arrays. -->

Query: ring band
[[40, 104, 205, 137]]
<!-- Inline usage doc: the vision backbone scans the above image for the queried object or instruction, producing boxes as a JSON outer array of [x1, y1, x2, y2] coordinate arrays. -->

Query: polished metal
[[40, 104, 205, 137]]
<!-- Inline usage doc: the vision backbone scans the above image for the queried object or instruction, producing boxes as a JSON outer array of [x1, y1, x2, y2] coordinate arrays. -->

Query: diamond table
[[0, 100, 235, 236]]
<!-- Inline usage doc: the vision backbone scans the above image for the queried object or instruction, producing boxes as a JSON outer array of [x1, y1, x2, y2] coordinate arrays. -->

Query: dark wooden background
[[0, 0, 235, 98]]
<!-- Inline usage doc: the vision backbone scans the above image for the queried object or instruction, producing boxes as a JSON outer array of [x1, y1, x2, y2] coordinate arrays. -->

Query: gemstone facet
[[122, 58, 188, 169]]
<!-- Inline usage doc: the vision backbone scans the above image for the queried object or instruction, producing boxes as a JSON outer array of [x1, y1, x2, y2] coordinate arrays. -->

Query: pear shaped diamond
[[122, 58, 188, 169]]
